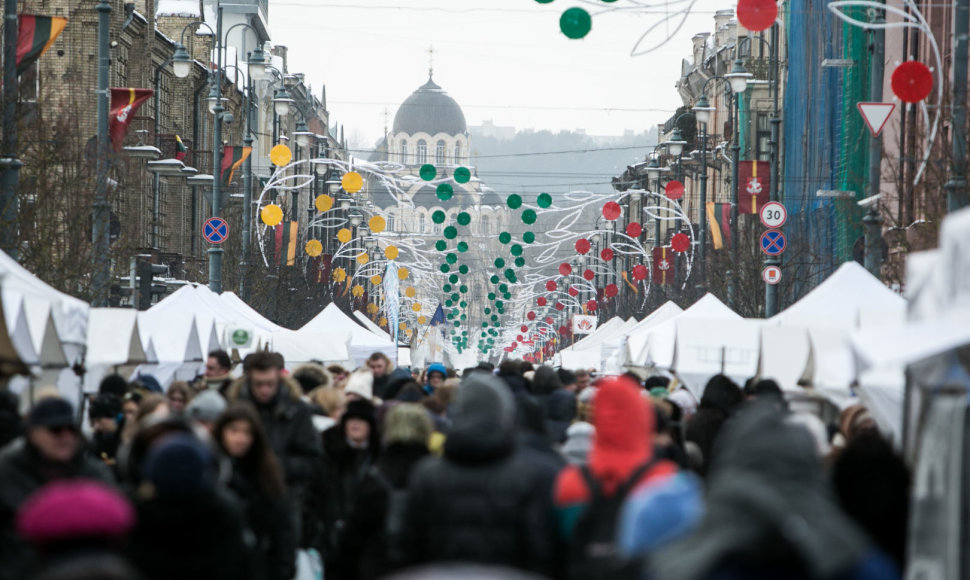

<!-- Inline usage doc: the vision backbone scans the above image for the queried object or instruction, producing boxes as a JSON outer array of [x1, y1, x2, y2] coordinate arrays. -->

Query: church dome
[[393, 76, 467, 136]]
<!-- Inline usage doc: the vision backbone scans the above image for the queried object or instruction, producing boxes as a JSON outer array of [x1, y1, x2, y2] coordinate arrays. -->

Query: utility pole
[[729, 91, 741, 308], [92, 0, 112, 306], [0, 0, 21, 259], [698, 119, 709, 298], [764, 22, 781, 317], [946, 0, 968, 211], [864, 5, 886, 277]]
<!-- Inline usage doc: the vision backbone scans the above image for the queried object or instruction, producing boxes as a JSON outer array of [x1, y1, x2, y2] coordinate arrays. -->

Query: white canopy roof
[[642, 293, 741, 369], [0, 250, 88, 356], [86, 308, 148, 367], [2, 292, 39, 367], [302, 303, 395, 368], [772, 261, 906, 329], [559, 317, 637, 371], [137, 311, 203, 364], [269, 329, 350, 368], [353, 310, 392, 341], [620, 301, 685, 368]]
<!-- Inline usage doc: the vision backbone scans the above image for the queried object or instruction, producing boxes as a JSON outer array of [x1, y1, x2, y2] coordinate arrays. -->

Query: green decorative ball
[[443, 226, 458, 239], [523, 231, 536, 244], [515, 257, 526, 267], [453, 166, 471, 183], [510, 244, 523, 257], [436, 183, 454, 201], [458, 265, 469, 275], [560, 7, 592, 39], [499, 232, 512, 244], [457, 241, 468, 252], [435, 240, 447, 251], [420, 164, 437, 181], [457, 211, 471, 226], [495, 257, 506, 269], [522, 209, 537, 225], [432, 210, 446, 224], [507, 194, 522, 209], [446, 253, 458, 264], [537, 193, 553, 208]]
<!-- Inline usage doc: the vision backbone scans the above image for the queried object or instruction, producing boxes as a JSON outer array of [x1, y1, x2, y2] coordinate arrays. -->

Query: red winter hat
[[17, 480, 135, 544], [589, 375, 655, 492]]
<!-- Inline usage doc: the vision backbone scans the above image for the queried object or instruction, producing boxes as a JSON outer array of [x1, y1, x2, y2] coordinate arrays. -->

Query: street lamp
[[692, 94, 715, 295], [248, 44, 267, 81], [348, 209, 364, 227], [692, 93, 715, 125], [664, 127, 687, 158], [725, 58, 753, 94], [294, 120, 312, 149], [273, 87, 294, 117], [171, 43, 193, 78]]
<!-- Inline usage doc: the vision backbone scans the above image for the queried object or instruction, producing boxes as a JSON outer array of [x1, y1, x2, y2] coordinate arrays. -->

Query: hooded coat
[[649, 401, 898, 580], [226, 376, 321, 488], [401, 374, 558, 576], [553, 376, 677, 542]]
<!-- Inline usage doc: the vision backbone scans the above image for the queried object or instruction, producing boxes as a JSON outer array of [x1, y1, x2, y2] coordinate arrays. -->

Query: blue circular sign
[[760, 230, 787, 256], [203, 217, 229, 245]]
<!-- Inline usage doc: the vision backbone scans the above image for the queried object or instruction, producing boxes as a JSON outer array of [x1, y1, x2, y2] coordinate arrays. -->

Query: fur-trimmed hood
[[225, 374, 303, 404]]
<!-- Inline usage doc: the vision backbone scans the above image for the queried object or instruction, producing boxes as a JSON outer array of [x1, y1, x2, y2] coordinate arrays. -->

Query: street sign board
[[762, 265, 782, 285], [760, 230, 787, 256], [760, 201, 788, 229], [203, 217, 229, 244], [857, 102, 896, 137]]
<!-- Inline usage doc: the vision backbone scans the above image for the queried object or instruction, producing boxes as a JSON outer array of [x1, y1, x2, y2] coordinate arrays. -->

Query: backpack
[[567, 459, 657, 580], [369, 466, 409, 566]]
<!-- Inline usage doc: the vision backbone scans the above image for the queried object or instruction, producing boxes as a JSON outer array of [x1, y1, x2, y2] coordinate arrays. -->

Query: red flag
[[652, 246, 675, 286], [16, 15, 67, 75], [221, 146, 252, 186], [737, 161, 770, 214], [109, 88, 153, 151], [175, 135, 188, 161]]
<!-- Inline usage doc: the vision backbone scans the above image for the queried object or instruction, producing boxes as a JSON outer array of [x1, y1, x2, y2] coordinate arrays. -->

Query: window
[[399, 139, 407, 164], [418, 213, 426, 233], [436, 140, 446, 165], [481, 215, 490, 235], [756, 113, 771, 162], [454, 142, 462, 164], [417, 140, 427, 165]]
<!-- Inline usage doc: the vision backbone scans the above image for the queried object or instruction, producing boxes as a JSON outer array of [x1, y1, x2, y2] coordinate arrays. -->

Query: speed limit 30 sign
[[760, 201, 788, 229]]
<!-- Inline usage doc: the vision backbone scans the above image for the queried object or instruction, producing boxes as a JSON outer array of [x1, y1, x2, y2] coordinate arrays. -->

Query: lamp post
[[645, 154, 668, 248], [764, 24, 782, 316], [693, 93, 715, 296], [663, 124, 688, 234], [89, 0, 113, 305], [724, 58, 752, 307], [0, 0, 21, 259], [171, 7, 265, 294]]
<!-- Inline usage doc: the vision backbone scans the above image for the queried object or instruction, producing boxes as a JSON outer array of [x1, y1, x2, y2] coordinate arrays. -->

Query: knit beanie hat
[[142, 433, 213, 496], [343, 399, 377, 425], [17, 480, 134, 545], [185, 390, 226, 423]]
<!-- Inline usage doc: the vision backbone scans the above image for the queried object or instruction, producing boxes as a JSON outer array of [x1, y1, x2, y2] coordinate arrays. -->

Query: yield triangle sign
[[857, 102, 896, 136]]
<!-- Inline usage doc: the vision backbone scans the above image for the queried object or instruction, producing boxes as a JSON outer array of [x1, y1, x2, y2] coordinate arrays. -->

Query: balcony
[[220, 0, 269, 41]]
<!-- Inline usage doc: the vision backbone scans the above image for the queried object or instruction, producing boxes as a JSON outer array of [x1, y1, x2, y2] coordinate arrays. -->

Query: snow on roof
[[156, 0, 201, 18]]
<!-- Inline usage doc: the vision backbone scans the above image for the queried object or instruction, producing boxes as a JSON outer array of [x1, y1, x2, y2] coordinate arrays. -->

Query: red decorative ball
[[516, 335, 523, 342], [602, 201, 622, 221], [527, 311, 536, 321], [632, 264, 648, 281], [736, 0, 777, 32], [586, 299, 597, 312], [891, 61, 933, 103], [558, 326, 569, 336], [537, 296, 548, 306], [665, 180, 685, 200], [626, 222, 642, 238], [575, 238, 591, 254], [671, 233, 690, 253], [601, 248, 615, 261], [545, 316, 554, 325], [605, 283, 619, 297], [555, 302, 565, 311], [583, 269, 595, 281], [568, 286, 579, 297], [521, 325, 529, 333], [558, 263, 572, 276], [545, 280, 558, 292]]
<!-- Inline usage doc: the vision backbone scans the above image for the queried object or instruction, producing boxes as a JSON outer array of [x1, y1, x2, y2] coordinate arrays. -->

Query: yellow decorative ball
[[341, 171, 363, 193], [368, 215, 386, 233], [305, 239, 323, 257], [417, 315, 427, 325], [404, 286, 417, 298], [411, 303, 421, 313], [399, 322, 407, 331], [270, 144, 292, 167], [337, 228, 352, 244], [261, 204, 283, 227], [366, 302, 379, 314], [384, 245, 399, 260], [351, 284, 364, 297], [356, 253, 369, 265], [370, 274, 383, 285], [397, 267, 409, 280], [332, 267, 347, 282], [379, 317, 388, 327], [315, 195, 334, 212]]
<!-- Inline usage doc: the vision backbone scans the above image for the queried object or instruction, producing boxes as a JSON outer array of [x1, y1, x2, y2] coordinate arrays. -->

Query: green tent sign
[[230, 328, 252, 348]]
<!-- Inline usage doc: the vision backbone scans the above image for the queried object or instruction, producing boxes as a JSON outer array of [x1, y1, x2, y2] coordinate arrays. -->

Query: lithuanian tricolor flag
[[175, 135, 188, 161], [220, 146, 251, 186], [16, 15, 67, 75]]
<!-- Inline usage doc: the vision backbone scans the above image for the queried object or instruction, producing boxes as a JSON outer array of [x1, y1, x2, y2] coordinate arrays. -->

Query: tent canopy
[[86, 308, 148, 367], [302, 303, 395, 367]]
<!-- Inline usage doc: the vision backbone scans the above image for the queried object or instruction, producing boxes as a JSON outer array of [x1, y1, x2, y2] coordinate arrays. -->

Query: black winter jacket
[[401, 374, 558, 576], [0, 438, 114, 580], [228, 377, 321, 488], [330, 442, 429, 580], [226, 463, 296, 580]]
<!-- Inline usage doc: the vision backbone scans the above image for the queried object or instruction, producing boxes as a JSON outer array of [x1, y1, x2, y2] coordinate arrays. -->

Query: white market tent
[[558, 317, 637, 371], [0, 291, 28, 376], [301, 303, 396, 368], [2, 292, 39, 367], [641, 294, 741, 371], [268, 328, 350, 368], [83, 308, 148, 393], [613, 301, 684, 372], [353, 310, 392, 341], [134, 311, 205, 385]]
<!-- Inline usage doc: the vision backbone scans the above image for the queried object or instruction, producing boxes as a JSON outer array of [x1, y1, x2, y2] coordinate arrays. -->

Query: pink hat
[[17, 480, 135, 544]]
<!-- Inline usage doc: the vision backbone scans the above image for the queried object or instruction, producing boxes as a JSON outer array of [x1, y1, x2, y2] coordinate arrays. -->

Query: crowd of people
[[0, 350, 910, 580]]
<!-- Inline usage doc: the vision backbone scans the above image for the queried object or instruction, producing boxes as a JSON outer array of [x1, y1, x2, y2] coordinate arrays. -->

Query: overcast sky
[[270, 0, 729, 147]]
